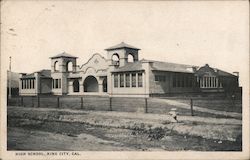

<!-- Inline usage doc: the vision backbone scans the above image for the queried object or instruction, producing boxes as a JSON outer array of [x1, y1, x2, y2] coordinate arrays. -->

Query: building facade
[[19, 42, 240, 97]]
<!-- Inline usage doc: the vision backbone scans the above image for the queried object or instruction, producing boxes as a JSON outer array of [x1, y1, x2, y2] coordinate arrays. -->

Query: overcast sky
[[1, 1, 249, 86]]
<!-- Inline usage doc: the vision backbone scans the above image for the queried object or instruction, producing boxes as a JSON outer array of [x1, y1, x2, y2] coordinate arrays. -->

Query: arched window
[[54, 61, 59, 71], [127, 54, 134, 62], [66, 61, 73, 72], [111, 53, 119, 65]]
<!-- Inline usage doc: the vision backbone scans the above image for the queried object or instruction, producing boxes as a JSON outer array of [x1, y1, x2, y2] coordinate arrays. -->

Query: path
[[153, 98, 242, 119]]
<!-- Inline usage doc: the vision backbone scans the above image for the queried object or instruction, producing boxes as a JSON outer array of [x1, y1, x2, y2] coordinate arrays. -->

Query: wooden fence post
[[57, 97, 60, 108], [18, 97, 20, 106], [190, 98, 194, 116], [109, 97, 112, 111], [37, 96, 40, 108], [145, 98, 148, 113], [31, 96, 34, 107], [81, 97, 83, 109], [21, 96, 23, 106]]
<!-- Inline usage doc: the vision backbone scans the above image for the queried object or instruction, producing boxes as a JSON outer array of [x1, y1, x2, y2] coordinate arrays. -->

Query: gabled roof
[[50, 52, 78, 59], [195, 64, 237, 77], [38, 69, 51, 78], [105, 42, 140, 51]]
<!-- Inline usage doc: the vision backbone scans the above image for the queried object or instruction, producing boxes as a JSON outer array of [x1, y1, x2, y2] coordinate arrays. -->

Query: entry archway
[[83, 76, 99, 92], [73, 79, 79, 92]]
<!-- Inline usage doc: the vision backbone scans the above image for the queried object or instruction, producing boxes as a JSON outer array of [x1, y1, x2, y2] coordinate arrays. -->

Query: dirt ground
[[7, 106, 242, 151]]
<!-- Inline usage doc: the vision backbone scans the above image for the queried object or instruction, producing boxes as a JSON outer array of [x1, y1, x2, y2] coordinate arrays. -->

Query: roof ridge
[[50, 52, 78, 59], [105, 42, 140, 50], [141, 59, 196, 67]]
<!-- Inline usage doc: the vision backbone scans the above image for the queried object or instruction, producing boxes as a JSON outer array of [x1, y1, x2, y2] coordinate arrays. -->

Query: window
[[173, 73, 194, 88], [58, 79, 61, 88], [173, 74, 176, 87], [181, 75, 184, 87], [32, 79, 35, 89], [53, 79, 61, 89], [112, 54, 120, 66], [24, 80, 26, 89], [54, 61, 59, 71], [26, 79, 29, 89], [73, 80, 79, 92], [132, 73, 136, 87], [188, 76, 193, 87], [55, 79, 58, 88], [155, 75, 165, 82], [22, 80, 24, 89], [66, 61, 73, 72], [119, 74, 124, 87], [138, 73, 143, 87], [114, 74, 118, 88], [125, 74, 130, 87], [127, 54, 134, 62], [29, 79, 32, 89]]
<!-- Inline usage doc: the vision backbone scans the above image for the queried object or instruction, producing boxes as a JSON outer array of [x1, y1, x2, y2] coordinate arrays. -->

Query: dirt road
[[7, 107, 242, 151]]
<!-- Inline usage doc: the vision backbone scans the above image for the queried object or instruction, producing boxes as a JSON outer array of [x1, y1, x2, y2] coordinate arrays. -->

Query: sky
[[1, 1, 249, 86]]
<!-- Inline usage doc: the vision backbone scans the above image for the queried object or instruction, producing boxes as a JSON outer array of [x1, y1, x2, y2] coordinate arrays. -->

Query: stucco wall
[[40, 78, 52, 94], [110, 72, 147, 97]]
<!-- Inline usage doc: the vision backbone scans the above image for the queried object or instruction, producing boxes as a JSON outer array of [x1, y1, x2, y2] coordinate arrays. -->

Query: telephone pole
[[8, 56, 12, 99]]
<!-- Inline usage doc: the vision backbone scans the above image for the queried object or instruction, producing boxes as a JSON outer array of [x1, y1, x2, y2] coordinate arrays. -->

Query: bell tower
[[105, 42, 140, 68], [50, 52, 77, 73], [50, 52, 78, 95]]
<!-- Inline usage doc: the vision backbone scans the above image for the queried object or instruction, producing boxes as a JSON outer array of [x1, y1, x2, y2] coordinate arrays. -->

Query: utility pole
[[8, 56, 12, 99]]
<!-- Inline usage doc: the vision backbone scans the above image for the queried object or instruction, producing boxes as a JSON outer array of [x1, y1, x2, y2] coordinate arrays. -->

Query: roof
[[112, 59, 196, 73], [148, 59, 195, 73], [21, 73, 35, 78], [105, 42, 140, 51], [50, 52, 78, 59], [196, 64, 237, 77], [21, 69, 51, 78], [112, 61, 143, 72], [215, 68, 237, 77], [38, 69, 51, 78]]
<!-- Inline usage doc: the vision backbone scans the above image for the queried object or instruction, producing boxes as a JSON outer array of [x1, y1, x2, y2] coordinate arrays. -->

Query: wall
[[40, 78, 52, 94], [149, 70, 197, 95], [19, 73, 38, 96], [110, 72, 147, 97], [51, 72, 67, 95]]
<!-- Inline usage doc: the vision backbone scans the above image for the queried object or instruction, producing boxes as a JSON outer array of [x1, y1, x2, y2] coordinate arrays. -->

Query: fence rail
[[7, 95, 241, 117]]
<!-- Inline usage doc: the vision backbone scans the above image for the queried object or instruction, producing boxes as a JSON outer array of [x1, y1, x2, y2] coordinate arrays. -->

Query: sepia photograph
[[1, 0, 249, 159]]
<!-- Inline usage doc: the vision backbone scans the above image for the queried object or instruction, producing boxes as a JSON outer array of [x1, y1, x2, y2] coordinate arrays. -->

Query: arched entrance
[[103, 77, 107, 92], [73, 79, 79, 92], [84, 76, 99, 92]]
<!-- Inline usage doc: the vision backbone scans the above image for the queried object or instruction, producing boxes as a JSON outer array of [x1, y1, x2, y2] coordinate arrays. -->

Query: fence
[[7, 95, 241, 117], [7, 96, 149, 113]]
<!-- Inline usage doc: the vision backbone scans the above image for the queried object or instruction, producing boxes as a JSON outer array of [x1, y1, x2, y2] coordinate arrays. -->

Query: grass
[[8, 95, 242, 118], [171, 98, 242, 113]]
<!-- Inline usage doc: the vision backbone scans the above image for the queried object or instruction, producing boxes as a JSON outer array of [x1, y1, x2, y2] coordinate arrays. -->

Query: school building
[[19, 42, 240, 97]]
